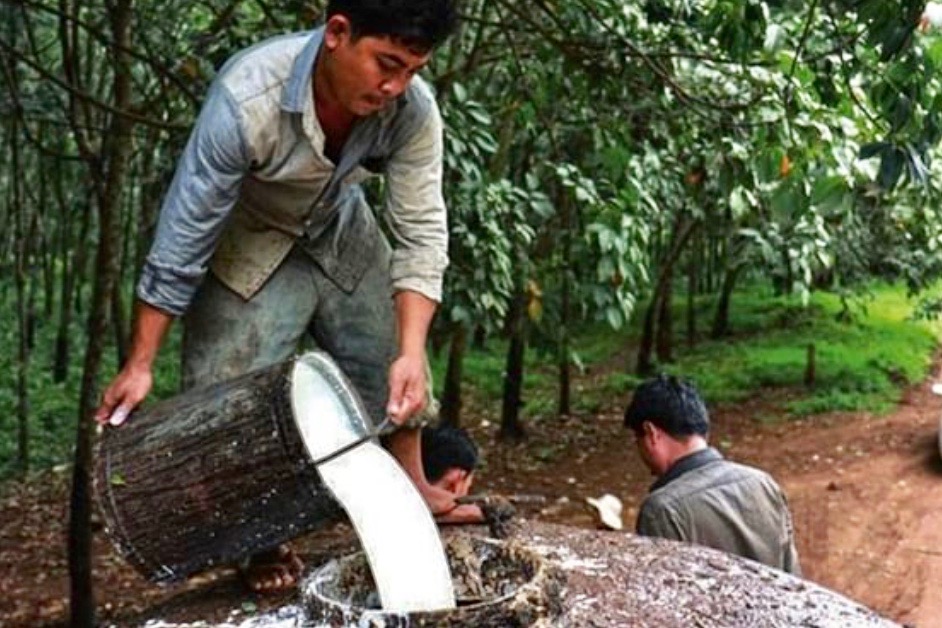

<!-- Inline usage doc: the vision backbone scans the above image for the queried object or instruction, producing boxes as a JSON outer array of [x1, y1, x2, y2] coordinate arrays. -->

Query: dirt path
[[2, 368, 942, 626], [768, 386, 942, 627]]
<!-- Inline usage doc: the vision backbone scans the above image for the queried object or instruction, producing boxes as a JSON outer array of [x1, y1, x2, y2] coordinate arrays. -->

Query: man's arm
[[636, 497, 688, 542], [382, 82, 448, 424], [383, 83, 448, 304], [94, 301, 173, 425], [386, 290, 437, 424], [96, 80, 251, 425], [137, 81, 251, 316]]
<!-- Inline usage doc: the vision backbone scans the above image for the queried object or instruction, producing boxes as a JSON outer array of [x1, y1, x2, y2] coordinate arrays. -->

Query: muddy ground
[[2, 362, 941, 627]]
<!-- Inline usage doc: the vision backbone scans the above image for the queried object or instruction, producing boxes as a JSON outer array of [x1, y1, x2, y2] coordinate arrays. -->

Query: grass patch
[[658, 285, 938, 415], [441, 283, 940, 423]]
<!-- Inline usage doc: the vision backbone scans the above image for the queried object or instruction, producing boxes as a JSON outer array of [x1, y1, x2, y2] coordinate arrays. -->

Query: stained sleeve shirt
[[136, 28, 448, 316]]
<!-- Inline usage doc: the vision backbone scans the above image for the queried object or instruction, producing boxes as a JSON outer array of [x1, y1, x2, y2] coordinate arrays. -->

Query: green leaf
[[109, 472, 126, 487], [891, 95, 913, 132], [811, 176, 848, 212], [604, 306, 623, 330], [859, 142, 888, 160], [241, 601, 258, 613], [878, 149, 904, 190]]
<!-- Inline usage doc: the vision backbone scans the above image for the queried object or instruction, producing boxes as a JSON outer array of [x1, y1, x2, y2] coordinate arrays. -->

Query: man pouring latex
[[94, 0, 481, 590]]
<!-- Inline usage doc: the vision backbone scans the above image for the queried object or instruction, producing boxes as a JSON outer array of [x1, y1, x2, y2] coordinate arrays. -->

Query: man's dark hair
[[421, 425, 478, 483], [623, 374, 710, 438], [326, 0, 460, 51]]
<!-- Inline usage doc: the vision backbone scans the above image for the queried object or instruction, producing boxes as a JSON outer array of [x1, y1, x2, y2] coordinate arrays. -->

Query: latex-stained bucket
[[94, 351, 371, 583]]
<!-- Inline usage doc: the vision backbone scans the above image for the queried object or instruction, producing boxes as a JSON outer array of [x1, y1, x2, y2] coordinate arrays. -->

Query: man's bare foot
[[239, 544, 304, 593]]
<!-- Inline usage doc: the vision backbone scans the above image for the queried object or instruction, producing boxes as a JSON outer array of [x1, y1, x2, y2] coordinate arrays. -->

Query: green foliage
[[659, 284, 938, 416], [434, 283, 939, 424], [8, 0, 942, 475], [0, 289, 181, 479]]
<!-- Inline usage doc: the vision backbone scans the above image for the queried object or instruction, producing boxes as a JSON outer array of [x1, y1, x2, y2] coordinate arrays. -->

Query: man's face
[[321, 16, 432, 117]]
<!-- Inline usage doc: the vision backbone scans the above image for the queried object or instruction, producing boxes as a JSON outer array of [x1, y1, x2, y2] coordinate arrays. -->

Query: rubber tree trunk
[[36, 146, 57, 321], [439, 324, 467, 428], [500, 278, 528, 442], [804, 343, 816, 388], [655, 268, 674, 364], [557, 274, 572, 418], [26, 229, 39, 351], [557, 191, 573, 417], [636, 218, 698, 376], [9, 114, 31, 476], [71, 188, 96, 317], [68, 1, 135, 624], [111, 281, 128, 366], [711, 263, 743, 339], [636, 294, 659, 377], [135, 129, 162, 273], [112, 186, 139, 364], [776, 244, 794, 296], [52, 154, 84, 383], [3, 14, 35, 473], [686, 238, 698, 349]]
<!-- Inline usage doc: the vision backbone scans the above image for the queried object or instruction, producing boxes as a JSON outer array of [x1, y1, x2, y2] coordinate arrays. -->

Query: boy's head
[[421, 425, 478, 495]]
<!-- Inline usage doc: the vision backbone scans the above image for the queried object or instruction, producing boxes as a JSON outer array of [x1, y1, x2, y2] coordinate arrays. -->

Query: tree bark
[[686, 241, 698, 348], [9, 116, 32, 476], [636, 293, 659, 377], [3, 10, 34, 476], [69, 1, 136, 624], [557, 191, 573, 417], [111, 278, 128, 366], [636, 218, 698, 376], [711, 263, 743, 339], [655, 266, 674, 364], [440, 324, 468, 428], [52, 151, 80, 382], [500, 278, 528, 442], [804, 343, 816, 388]]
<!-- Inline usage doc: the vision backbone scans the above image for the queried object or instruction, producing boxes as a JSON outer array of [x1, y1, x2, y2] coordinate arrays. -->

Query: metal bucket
[[94, 351, 371, 583]]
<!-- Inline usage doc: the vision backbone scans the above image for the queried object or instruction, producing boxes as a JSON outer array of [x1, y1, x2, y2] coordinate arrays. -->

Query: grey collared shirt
[[637, 449, 802, 576], [137, 28, 448, 316]]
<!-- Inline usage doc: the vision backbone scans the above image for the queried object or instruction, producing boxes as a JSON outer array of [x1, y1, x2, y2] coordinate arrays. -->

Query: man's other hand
[[386, 353, 427, 425], [94, 364, 153, 426]]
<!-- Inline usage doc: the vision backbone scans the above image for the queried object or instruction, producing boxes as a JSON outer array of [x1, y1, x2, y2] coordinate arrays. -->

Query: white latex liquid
[[290, 359, 456, 613]]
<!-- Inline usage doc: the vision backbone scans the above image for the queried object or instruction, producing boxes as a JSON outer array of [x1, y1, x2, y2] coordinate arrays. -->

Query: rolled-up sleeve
[[136, 82, 250, 315], [383, 101, 449, 303]]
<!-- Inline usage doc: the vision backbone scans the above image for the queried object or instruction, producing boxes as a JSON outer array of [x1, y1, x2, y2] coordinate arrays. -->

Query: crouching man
[[624, 375, 801, 575]]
